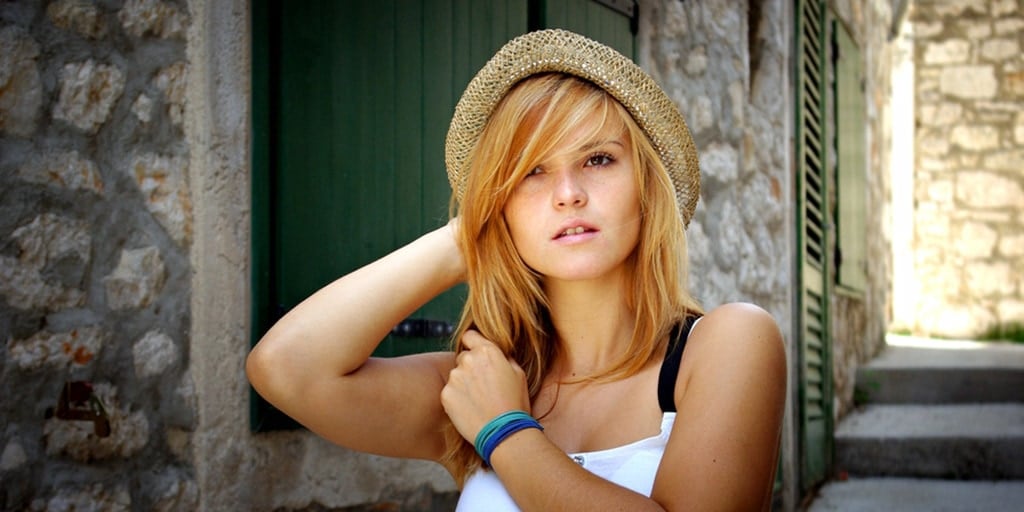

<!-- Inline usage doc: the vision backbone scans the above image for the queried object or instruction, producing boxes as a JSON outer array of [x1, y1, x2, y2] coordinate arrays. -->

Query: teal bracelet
[[474, 410, 543, 466]]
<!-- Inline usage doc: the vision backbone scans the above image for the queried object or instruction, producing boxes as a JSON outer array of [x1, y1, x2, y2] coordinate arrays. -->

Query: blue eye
[[526, 166, 543, 177]]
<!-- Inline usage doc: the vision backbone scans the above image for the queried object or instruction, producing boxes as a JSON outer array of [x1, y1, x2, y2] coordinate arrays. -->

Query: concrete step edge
[[808, 477, 1024, 512], [836, 404, 1024, 439]]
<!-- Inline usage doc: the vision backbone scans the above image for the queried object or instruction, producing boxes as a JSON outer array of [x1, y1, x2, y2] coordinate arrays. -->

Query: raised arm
[[246, 221, 465, 461]]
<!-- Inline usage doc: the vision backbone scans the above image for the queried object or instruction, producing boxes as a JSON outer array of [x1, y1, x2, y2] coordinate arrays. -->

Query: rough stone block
[[132, 93, 154, 123], [7, 326, 106, 370], [959, 20, 992, 39], [41, 483, 131, 512], [924, 39, 970, 65], [956, 221, 998, 259], [17, 150, 104, 194], [0, 440, 27, 471], [53, 60, 125, 134], [151, 476, 199, 512], [917, 132, 951, 156], [993, 0, 1019, 16], [699, 142, 739, 185], [932, 0, 988, 17], [691, 96, 713, 133], [1000, 233, 1024, 257], [940, 66, 997, 99], [0, 214, 91, 311], [950, 124, 1000, 150], [47, 0, 108, 38], [155, 61, 187, 127], [0, 256, 85, 311], [0, 26, 42, 136], [919, 102, 962, 126], [914, 21, 944, 38], [956, 170, 1024, 208], [981, 38, 1020, 61], [685, 46, 707, 76], [925, 179, 954, 203], [966, 262, 1016, 297], [1006, 70, 1024, 97], [994, 18, 1024, 36], [130, 153, 193, 245], [119, 0, 187, 39], [11, 213, 91, 269], [104, 246, 166, 310], [983, 149, 1023, 171], [133, 330, 179, 378], [1016, 112, 1024, 144]]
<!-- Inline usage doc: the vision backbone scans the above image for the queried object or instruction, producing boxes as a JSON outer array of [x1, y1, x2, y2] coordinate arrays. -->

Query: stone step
[[807, 477, 1024, 512], [835, 404, 1024, 479], [855, 337, 1024, 404]]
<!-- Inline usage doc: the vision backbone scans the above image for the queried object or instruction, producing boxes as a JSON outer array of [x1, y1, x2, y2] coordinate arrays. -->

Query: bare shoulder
[[652, 303, 786, 509], [687, 302, 784, 366], [675, 302, 787, 405]]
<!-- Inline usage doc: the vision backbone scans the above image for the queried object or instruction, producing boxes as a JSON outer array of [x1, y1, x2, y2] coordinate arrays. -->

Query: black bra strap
[[658, 315, 701, 412]]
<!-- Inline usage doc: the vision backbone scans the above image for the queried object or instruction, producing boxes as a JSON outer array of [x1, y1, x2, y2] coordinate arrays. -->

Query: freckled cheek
[[503, 199, 540, 253]]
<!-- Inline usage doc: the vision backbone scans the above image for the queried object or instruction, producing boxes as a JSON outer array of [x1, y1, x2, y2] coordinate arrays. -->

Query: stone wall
[[1, 0, 196, 510], [903, 0, 1024, 338], [637, 0, 799, 507]]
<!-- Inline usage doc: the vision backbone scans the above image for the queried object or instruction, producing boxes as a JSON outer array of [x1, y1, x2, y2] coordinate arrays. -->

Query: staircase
[[807, 335, 1024, 511]]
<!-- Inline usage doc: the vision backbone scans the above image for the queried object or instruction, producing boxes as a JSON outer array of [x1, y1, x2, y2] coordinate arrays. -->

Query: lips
[[554, 222, 597, 239]]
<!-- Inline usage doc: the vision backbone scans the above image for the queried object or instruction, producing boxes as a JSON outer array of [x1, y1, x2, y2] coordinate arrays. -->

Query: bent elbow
[[246, 332, 298, 405]]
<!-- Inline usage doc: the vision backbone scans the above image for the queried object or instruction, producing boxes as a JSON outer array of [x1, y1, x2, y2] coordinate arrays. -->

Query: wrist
[[424, 223, 466, 286], [474, 410, 544, 467]]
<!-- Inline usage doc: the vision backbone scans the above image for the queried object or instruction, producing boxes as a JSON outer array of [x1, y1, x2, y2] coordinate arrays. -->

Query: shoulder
[[693, 302, 783, 348], [679, 302, 786, 395]]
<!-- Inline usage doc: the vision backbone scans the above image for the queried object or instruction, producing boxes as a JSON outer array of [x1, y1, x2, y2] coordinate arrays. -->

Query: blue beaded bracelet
[[474, 410, 544, 466]]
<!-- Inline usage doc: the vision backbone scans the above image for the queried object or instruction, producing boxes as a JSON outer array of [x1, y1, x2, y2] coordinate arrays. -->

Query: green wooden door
[[794, 0, 833, 491], [252, 0, 636, 431], [273, 1, 529, 359], [540, 0, 636, 58]]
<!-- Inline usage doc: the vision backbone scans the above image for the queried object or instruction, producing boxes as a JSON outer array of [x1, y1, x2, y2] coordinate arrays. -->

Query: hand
[[441, 330, 531, 443]]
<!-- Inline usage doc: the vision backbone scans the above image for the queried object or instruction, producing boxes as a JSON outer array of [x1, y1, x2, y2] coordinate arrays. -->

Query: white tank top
[[455, 412, 676, 511]]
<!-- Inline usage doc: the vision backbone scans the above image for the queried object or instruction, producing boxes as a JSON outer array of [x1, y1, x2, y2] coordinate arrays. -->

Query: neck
[[544, 275, 634, 379]]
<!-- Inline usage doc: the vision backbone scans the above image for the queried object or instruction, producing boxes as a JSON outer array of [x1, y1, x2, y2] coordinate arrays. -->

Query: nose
[[553, 170, 588, 208]]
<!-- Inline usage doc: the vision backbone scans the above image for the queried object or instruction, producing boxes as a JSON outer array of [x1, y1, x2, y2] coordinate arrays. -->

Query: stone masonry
[[905, 0, 1024, 339], [0, 0, 196, 510]]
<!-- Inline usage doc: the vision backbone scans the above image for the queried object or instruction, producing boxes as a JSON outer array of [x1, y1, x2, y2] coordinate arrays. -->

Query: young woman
[[247, 29, 786, 511]]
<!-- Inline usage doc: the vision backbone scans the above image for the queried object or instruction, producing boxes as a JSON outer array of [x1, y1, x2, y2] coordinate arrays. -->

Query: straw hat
[[445, 29, 700, 226]]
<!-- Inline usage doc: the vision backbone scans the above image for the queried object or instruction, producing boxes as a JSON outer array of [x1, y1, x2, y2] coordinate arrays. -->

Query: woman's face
[[503, 112, 641, 285]]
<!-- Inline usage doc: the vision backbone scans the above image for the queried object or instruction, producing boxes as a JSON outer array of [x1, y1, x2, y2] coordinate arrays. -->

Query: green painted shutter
[[833, 20, 867, 293], [795, 0, 833, 490], [540, 0, 636, 58]]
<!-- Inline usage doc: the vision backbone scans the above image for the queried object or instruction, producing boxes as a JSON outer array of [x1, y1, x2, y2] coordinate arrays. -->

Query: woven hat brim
[[444, 29, 700, 226]]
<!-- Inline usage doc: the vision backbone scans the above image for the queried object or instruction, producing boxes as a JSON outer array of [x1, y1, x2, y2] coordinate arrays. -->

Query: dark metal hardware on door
[[48, 381, 111, 437], [391, 319, 455, 339]]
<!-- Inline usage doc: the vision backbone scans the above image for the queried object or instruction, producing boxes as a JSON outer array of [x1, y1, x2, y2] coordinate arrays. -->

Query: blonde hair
[[443, 74, 702, 484]]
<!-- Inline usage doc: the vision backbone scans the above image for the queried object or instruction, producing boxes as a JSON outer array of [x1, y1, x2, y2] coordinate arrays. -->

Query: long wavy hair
[[443, 73, 702, 484]]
